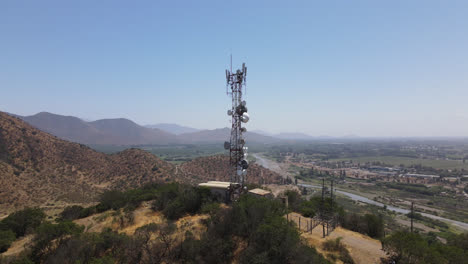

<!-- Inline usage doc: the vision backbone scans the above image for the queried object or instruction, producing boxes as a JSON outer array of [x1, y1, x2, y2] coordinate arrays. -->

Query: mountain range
[[145, 123, 200, 135], [12, 112, 277, 146], [0, 112, 282, 213]]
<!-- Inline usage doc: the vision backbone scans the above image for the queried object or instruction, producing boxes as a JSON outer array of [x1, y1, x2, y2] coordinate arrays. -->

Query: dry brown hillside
[[0, 112, 175, 214], [178, 154, 283, 184]]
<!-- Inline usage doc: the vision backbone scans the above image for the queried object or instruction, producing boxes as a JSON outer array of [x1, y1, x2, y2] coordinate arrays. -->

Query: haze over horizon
[[2, 1, 468, 137]]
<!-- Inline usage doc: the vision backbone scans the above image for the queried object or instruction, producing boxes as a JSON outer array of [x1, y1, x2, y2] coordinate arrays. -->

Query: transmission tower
[[224, 62, 249, 198]]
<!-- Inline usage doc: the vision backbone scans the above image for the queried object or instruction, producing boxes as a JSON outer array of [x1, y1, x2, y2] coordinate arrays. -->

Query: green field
[[330, 156, 468, 170]]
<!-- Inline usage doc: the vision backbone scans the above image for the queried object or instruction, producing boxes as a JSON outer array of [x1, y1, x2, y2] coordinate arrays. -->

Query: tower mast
[[225, 62, 248, 198]]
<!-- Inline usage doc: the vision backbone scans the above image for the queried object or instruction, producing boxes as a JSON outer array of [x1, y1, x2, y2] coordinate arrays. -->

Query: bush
[[0, 229, 16, 253], [41, 229, 129, 264], [323, 237, 344, 251], [340, 213, 384, 239], [323, 237, 354, 264], [382, 231, 468, 264], [58, 205, 85, 221], [0, 208, 46, 237], [200, 202, 220, 215], [31, 221, 84, 261], [152, 183, 215, 220], [97, 190, 127, 211], [89, 256, 115, 264], [9, 256, 34, 264]]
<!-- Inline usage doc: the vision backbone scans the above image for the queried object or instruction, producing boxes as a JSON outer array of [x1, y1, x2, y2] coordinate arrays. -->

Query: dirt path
[[288, 213, 386, 264]]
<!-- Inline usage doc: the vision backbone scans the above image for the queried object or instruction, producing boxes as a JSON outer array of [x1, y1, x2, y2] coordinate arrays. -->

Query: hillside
[[0, 112, 175, 213], [178, 154, 283, 184], [19, 112, 179, 145]]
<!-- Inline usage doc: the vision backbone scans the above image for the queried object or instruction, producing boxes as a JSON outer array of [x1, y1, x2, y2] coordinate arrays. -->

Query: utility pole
[[322, 178, 325, 238], [321, 178, 325, 201], [411, 202, 414, 233], [330, 180, 334, 210]]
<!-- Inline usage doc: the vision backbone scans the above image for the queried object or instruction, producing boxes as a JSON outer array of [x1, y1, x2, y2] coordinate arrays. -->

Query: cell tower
[[224, 61, 249, 198]]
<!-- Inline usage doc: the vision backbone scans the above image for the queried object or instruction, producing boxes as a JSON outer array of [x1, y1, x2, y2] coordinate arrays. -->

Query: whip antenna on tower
[[224, 59, 248, 200]]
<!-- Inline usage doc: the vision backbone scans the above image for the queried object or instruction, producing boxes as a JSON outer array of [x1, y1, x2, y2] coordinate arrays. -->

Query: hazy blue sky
[[1, 0, 467, 137]]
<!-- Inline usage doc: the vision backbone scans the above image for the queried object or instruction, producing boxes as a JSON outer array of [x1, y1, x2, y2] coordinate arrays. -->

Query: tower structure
[[224, 62, 249, 196]]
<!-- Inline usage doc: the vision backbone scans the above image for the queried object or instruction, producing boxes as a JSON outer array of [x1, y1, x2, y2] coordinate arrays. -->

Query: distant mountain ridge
[[145, 123, 200, 135], [177, 127, 280, 144], [17, 112, 178, 145], [9, 112, 277, 146], [274, 132, 316, 140]]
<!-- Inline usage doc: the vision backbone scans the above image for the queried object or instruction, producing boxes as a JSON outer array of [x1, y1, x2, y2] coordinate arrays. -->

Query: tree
[[31, 221, 84, 261], [1, 208, 45, 237], [364, 214, 384, 239], [58, 205, 85, 221], [382, 231, 444, 264]]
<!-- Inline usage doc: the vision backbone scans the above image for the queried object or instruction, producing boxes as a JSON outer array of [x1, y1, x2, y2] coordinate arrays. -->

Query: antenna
[[224, 60, 248, 200]]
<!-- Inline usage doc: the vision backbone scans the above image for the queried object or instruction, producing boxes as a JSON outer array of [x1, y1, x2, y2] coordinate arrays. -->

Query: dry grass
[[288, 212, 385, 264], [74, 201, 209, 240]]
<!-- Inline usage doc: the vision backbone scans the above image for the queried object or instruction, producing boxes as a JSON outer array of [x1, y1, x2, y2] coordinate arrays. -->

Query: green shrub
[[58, 205, 85, 221], [152, 183, 215, 220], [382, 231, 468, 264], [31, 221, 84, 262], [340, 213, 384, 239], [323, 237, 354, 264], [89, 256, 115, 264], [200, 202, 220, 215], [9, 256, 34, 264], [0, 229, 16, 253], [0, 208, 46, 237], [323, 237, 344, 251]]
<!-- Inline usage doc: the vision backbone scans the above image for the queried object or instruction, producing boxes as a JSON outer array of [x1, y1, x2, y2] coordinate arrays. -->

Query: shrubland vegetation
[[56, 182, 215, 222], [2, 182, 467, 264], [1, 183, 329, 264], [0, 208, 46, 253], [383, 231, 468, 264]]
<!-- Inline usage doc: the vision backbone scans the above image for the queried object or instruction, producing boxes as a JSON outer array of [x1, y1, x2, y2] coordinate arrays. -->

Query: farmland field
[[329, 156, 468, 170]]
